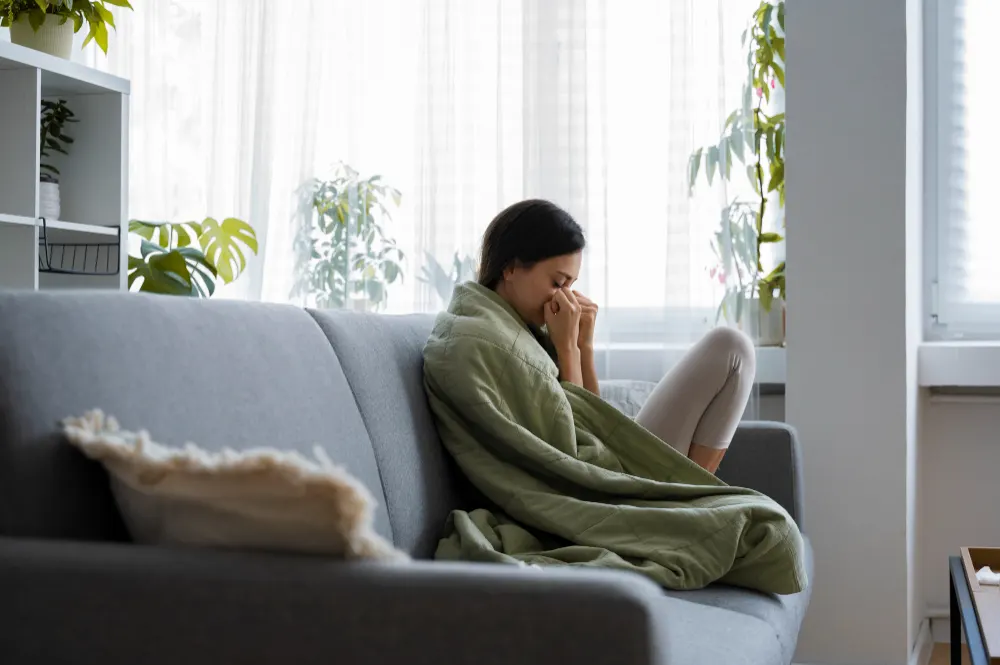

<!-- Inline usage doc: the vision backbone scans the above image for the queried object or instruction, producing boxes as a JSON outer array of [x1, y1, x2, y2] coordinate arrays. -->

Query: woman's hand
[[544, 288, 582, 354], [573, 291, 598, 350], [572, 290, 600, 396]]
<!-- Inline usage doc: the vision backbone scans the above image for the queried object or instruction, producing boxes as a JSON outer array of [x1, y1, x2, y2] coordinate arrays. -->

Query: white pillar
[[786, 0, 922, 663]]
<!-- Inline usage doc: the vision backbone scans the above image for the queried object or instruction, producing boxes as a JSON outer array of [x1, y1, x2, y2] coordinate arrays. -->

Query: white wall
[[786, 1, 920, 664], [920, 399, 1000, 617]]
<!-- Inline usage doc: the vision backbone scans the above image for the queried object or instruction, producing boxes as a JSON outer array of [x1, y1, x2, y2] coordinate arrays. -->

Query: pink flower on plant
[[717, 270, 727, 285], [756, 87, 763, 98], [771, 78, 776, 89]]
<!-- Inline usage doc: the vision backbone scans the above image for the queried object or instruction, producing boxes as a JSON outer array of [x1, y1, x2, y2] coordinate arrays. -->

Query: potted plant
[[1, 0, 133, 59], [688, 0, 785, 344], [291, 163, 405, 311], [38, 98, 76, 222], [128, 217, 259, 297]]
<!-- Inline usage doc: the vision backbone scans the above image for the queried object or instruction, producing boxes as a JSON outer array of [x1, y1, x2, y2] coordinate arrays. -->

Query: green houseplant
[[2, 0, 133, 59], [38, 98, 76, 221], [128, 217, 258, 297], [291, 163, 404, 311], [689, 0, 785, 334]]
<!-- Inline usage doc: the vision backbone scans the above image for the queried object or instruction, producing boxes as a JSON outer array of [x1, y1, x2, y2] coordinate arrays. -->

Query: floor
[[930, 642, 970, 665]]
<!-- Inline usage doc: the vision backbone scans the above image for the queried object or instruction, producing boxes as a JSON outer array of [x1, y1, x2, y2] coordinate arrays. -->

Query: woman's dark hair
[[477, 199, 586, 289]]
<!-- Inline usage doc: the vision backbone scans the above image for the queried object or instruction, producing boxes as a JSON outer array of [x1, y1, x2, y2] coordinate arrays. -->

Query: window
[[927, 0, 1000, 339]]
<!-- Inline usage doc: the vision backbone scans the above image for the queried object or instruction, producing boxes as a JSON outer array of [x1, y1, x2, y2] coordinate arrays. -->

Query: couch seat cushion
[[660, 594, 784, 665], [665, 537, 813, 664]]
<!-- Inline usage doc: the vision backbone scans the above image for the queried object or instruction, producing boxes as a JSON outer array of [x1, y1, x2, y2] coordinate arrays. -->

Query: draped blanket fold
[[423, 282, 807, 593]]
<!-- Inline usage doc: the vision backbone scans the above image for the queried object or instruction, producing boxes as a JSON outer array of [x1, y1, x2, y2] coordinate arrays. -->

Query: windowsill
[[593, 343, 786, 387], [919, 342, 1000, 387]]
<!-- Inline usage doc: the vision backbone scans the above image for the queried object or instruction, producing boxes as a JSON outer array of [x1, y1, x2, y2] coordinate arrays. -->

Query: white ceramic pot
[[737, 298, 785, 347], [39, 181, 61, 221], [9, 15, 74, 60]]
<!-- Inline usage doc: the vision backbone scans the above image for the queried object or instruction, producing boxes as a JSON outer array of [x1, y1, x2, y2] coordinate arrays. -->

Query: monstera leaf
[[199, 217, 258, 284], [127, 216, 257, 297], [129, 220, 204, 250], [127, 241, 195, 295]]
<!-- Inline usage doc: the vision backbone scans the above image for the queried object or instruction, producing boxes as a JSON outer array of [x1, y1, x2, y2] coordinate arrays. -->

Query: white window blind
[[931, 0, 1000, 338]]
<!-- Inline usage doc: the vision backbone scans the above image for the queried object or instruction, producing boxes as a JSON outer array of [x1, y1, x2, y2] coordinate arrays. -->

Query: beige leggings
[[635, 327, 756, 457]]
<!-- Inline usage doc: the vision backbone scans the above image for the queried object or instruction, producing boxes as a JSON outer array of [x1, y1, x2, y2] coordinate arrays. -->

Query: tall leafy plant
[[1, 0, 134, 53], [689, 0, 785, 318], [291, 163, 404, 311], [39, 98, 76, 184], [128, 217, 258, 297]]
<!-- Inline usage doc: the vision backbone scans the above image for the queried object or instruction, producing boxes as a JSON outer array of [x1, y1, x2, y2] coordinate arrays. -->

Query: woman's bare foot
[[688, 443, 727, 474]]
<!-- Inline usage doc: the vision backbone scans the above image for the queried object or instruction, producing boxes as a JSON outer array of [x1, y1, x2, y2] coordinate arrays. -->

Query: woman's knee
[[701, 327, 756, 373]]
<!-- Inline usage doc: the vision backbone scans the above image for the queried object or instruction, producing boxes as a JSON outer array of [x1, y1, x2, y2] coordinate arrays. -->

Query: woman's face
[[498, 251, 582, 326]]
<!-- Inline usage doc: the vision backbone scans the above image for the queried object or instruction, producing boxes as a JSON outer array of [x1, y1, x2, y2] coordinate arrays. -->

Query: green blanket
[[423, 282, 807, 594]]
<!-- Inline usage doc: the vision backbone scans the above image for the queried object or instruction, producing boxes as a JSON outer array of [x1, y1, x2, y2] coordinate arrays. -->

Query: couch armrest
[[0, 537, 669, 665], [717, 422, 805, 529]]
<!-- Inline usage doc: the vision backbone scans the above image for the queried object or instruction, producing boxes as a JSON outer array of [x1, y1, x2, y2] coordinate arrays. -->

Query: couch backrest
[[0, 292, 398, 547], [307, 310, 466, 557]]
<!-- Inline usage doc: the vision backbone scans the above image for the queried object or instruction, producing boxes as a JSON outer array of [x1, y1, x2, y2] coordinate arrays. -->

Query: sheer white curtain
[[77, 0, 758, 378]]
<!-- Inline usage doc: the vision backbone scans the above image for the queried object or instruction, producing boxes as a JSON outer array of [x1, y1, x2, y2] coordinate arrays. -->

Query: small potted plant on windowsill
[[1, 0, 133, 60], [38, 98, 76, 222]]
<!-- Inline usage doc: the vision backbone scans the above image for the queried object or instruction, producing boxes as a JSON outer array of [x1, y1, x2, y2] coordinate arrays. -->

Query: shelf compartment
[[37, 217, 120, 276], [0, 41, 130, 96]]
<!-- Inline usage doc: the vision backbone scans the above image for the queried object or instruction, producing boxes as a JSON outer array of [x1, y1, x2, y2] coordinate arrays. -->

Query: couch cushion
[[660, 595, 785, 665], [666, 537, 813, 664], [307, 310, 466, 557], [0, 292, 390, 543]]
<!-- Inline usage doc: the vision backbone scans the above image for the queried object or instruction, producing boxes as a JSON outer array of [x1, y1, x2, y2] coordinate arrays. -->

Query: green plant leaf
[[759, 282, 774, 312], [772, 36, 785, 63], [706, 146, 719, 186], [94, 3, 114, 28], [199, 217, 259, 284], [94, 20, 108, 52], [759, 232, 784, 243], [771, 62, 785, 88], [731, 128, 745, 162], [129, 250, 195, 295], [777, 1, 785, 31], [27, 8, 45, 31], [176, 247, 218, 297], [767, 162, 784, 192], [688, 148, 702, 190]]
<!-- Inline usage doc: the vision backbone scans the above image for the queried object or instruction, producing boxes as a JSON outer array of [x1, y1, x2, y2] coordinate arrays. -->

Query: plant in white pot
[[688, 0, 786, 345], [1, 0, 133, 59], [38, 98, 76, 222]]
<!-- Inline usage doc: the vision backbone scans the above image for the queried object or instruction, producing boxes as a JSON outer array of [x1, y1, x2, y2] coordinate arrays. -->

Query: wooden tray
[[962, 547, 1000, 663]]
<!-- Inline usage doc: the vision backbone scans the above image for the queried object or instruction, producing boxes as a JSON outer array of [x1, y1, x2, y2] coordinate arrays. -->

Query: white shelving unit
[[0, 40, 128, 291]]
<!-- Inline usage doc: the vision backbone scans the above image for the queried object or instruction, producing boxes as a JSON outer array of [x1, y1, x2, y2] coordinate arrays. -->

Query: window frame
[[924, 0, 1000, 340]]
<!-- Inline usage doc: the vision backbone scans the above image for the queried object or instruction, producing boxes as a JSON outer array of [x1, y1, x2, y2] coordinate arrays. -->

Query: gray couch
[[0, 291, 812, 665]]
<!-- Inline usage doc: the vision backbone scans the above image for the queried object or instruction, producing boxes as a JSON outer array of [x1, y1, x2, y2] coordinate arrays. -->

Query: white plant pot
[[38, 181, 61, 221], [9, 14, 74, 60], [737, 298, 785, 347]]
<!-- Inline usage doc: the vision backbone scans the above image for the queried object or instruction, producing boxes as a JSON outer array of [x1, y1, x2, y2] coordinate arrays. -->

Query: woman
[[477, 198, 755, 474], [423, 198, 804, 593]]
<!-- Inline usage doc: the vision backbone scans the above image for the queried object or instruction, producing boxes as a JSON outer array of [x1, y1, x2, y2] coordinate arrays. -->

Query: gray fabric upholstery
[[306, 310, 465, 557], [0, 292, 391, 542], [658, 596, 785, 665], [667, 538, 814, 664], [716, 422, 804, 529], [0, 292, 810, 664], [0, 535, 670, 665]]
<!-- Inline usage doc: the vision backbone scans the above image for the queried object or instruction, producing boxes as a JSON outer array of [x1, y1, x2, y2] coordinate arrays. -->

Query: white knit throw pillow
[[63, 410, 406, 562]]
